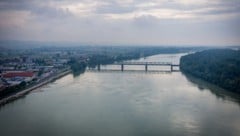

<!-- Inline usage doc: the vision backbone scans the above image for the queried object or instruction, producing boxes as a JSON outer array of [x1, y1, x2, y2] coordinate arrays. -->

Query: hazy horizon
[[0, 0, 240, 46], [1, 40, 238, 48]]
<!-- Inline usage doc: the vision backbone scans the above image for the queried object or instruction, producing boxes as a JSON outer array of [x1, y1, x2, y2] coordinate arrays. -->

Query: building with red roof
[[2, 72, 35, 85], [3, 72, 34, 78]]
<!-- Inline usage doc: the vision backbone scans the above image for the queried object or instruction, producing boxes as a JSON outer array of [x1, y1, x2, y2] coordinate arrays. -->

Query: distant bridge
[[96, 62, 179, 72]]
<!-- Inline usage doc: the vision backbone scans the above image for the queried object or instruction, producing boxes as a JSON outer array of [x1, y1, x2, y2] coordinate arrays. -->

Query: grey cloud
[[96, 3, 134, 14], [197, 7, 240, 16], [29, 5, 72, 19], [0, 0, 31, 11], [1, 0, 240, 18], [0, 0, 239, 46], [0, 0, 72, 18]]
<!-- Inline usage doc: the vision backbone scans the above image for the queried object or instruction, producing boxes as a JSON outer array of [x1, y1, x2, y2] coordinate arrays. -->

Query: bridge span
[[96, 62, 179, 72]]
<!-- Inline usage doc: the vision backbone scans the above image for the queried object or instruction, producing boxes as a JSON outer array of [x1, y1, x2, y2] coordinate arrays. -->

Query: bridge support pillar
[[121, 64, 124, 71], [97, 64, 100, 71], [145, 64, 148, 72], [170, 65, 173, 72]]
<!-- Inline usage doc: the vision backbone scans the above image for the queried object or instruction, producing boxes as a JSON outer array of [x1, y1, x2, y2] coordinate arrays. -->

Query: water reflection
[[184, 73, 240, 106], [86, 69, 173, 74], [1, 53, 240, 136], [170, 111, 200, 136]]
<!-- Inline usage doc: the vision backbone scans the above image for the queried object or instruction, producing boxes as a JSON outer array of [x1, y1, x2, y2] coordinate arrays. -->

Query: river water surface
[[0, 53, 240, 136]]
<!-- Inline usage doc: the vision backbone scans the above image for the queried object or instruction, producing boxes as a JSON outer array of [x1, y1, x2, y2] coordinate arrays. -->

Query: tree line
[[180, 49, 240, 93]]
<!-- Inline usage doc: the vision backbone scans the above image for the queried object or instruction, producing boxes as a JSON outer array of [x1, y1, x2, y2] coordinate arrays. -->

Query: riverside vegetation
[[180, 49, 240, 93]]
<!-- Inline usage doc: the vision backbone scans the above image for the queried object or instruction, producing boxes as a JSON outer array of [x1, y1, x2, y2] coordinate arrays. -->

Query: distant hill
[[180, 49, 240, 93]]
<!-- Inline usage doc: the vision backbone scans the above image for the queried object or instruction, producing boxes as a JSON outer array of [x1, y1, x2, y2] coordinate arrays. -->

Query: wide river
[[0, 53, 240, 136]]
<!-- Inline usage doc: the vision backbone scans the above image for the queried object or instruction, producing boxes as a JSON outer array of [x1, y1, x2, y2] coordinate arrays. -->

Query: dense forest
[[180, 49, 240, 93]]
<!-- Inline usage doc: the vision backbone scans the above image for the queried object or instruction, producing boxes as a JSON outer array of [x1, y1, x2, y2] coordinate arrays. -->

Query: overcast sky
[[0, 0, 240, 46]]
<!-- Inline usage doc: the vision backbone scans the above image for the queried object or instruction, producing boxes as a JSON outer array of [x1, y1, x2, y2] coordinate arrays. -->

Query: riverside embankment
[[0, 69, 72, 106]]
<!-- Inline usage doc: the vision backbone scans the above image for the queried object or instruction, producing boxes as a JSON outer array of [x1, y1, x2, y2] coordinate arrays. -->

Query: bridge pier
[[94, 62, 179, 72], [145, 64, 148, 71], [121, 64, 124, 71], [97, 64, 100, 71]]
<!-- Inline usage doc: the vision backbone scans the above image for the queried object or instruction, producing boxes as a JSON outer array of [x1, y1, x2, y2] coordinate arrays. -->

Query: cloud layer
[[0, 0, 240, 46]]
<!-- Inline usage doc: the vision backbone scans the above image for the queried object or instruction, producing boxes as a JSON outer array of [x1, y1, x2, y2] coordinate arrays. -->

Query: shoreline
[[0, 53, 184, 107], [0, 70, 72, 107]]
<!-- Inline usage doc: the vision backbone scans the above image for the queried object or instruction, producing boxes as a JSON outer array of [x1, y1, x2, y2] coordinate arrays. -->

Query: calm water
[[0, 54, 240, 136]]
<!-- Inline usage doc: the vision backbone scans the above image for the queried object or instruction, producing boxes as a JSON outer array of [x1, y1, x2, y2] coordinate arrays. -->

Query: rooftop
[[3, 72, 34, 78]]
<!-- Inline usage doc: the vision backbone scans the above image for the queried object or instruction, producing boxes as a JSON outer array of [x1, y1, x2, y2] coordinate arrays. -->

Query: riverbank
[[1, 53, 240, 136], [0, 70, 72, 107], [180, 49, 240, 93]]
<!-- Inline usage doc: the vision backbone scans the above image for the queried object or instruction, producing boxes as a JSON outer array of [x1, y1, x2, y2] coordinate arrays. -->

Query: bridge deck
[[95, 62, 179, 72], [111, 62, 178, 66]]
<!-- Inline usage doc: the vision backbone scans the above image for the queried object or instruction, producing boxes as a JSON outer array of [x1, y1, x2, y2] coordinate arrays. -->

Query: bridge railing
[[95, 61, 180, 72], [112, 62, 173, 65]]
